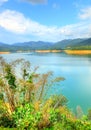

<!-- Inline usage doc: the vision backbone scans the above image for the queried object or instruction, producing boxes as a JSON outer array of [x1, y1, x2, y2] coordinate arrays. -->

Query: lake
[[1, 52, 91, 114]]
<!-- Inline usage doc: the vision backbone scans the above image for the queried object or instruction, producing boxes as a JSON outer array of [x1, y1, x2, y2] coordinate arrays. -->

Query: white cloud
[[22, 0, 47, 4], [0, 9, 91, 42], [79, 7, 91, 20], [0, 0, 8, 6], [0, 10, 61, 40], [0, 10, 59, 38], [0, 10, 28, 33]]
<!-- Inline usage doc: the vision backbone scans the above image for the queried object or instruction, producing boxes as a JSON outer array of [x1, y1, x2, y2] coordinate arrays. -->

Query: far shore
[[1, 50, 91, 55], [0, 52, 10, 54], [35, 50, 62, 53], [64, 50, 91, 55], [0, 50, 62, 54]]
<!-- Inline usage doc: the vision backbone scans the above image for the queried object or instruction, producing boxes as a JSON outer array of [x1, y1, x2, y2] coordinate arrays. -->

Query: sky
[[0, 0, 91, 44]]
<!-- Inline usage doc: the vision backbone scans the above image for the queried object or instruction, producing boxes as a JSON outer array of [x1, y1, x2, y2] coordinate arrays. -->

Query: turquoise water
[[1, 52, 91, 113]]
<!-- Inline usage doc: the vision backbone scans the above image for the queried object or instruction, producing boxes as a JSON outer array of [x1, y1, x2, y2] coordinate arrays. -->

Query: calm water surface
[[1, 52, 91, 113]]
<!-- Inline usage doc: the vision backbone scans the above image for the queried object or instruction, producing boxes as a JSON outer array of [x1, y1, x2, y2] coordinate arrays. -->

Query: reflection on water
[[1, 52, 91, 113]]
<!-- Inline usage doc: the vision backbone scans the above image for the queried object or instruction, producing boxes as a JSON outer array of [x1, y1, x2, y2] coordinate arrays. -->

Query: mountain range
[[0, 38, 91, 52]]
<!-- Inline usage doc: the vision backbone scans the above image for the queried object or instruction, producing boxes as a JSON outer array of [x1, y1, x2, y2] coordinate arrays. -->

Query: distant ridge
[[52, 38, 86, 49], [0, 38, 91, 52], [0, 42, 8, 46], [0, 41, 53, 52]]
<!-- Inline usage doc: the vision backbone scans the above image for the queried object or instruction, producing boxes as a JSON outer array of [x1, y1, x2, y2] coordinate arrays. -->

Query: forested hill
[[52, 39, 85, 49], [0, 38, 91, 52], [51, 38, 91, 50], [0, 41, 53, 52], [69, 38, 91, 50]]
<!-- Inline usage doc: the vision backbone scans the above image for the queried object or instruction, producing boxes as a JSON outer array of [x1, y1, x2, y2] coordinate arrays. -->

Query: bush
[[1, 57, 91, 130], [12, 103, 42, 129]]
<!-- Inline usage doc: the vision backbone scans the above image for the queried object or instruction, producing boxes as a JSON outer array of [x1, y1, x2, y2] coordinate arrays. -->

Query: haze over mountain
[[0, 38, 91, 52]]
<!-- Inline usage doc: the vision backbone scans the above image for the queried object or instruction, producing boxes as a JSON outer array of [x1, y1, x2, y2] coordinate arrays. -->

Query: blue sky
[[0, 0, 91, 44]]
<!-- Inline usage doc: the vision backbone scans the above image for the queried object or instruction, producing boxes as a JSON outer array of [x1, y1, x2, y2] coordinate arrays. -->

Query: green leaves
[[5, 64, 16, 89], [12, 103, 41, 129]]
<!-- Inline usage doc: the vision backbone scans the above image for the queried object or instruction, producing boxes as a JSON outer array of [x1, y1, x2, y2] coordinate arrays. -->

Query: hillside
[[0, 38, 91, 52], [52, 38, 87, 50], [0, 41, 53, 52], [0, 42, 11, 52], [69, 38, 91, 50], [13, 41, 52, 50]]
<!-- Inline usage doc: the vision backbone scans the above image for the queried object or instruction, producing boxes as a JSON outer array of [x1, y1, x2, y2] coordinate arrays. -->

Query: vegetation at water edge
[[0, 57, 91, 129]]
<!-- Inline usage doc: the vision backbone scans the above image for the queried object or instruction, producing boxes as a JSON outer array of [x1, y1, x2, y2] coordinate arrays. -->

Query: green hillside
[[0, 38, 91, 52]]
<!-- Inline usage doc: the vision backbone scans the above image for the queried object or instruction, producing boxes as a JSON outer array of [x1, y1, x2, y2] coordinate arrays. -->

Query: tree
[[0, 56, 65, 113]]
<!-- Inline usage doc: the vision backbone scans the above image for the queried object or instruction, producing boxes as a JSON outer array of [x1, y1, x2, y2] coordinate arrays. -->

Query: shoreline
[[1, 50, 91, 55], [35, 50, 62, 53], [0, 50, 62, 54], [0, 52, 10, 54], [64, 50, 91, 55]]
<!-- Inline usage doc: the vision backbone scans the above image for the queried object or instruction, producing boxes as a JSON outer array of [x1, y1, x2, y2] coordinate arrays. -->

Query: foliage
[[50, 94, 68, 109], [12, 103, 38, 129], [0, 57, 64, 112], [1, 56, 91, 129], [0, 100, 15, 128], [87, 109, 91, 120], [12, 103, 91, 130], [69, 45, 91, 50]]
